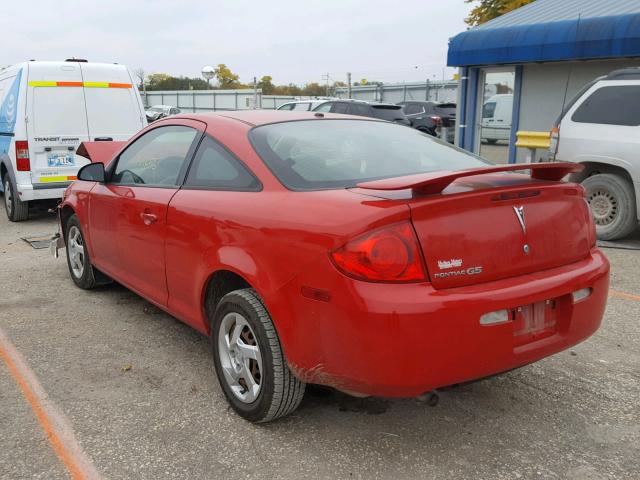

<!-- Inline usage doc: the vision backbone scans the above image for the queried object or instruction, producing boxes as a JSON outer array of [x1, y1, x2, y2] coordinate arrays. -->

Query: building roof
[[448, 0, 640, 66]]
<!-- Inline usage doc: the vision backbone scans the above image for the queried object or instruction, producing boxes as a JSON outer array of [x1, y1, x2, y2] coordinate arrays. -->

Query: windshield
[[147, 107, 167, 113], [250, 119, 490, 190]]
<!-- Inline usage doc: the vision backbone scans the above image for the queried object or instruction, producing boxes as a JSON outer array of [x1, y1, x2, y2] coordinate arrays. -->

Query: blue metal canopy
[[448, 0, 640, 66]]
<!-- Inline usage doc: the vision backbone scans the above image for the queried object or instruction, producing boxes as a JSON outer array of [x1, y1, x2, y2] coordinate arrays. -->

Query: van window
[[32, 87, 88, 136], [84, 88, 141, 137], [482, 102, 496, 119], [571, 85, 640, 126]]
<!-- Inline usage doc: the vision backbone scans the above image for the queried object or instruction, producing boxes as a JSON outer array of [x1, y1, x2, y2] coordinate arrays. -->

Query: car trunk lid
[[357, 163, 593, 289]]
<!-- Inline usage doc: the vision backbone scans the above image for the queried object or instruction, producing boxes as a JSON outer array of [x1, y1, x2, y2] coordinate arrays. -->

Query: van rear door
[[26, 62, 90, 187], [79, 63, 145, 141]]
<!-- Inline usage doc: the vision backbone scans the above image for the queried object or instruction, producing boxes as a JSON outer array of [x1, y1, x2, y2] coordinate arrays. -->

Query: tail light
[[429, 115, 442, 127], [330, 222, 426, 282], [15, 141, 30, 171]]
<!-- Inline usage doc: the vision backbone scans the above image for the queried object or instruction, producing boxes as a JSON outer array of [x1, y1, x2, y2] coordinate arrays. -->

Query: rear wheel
[[211, 288, 305, 423], [3, 177, 29, 222], [583, 173, 637, 241]]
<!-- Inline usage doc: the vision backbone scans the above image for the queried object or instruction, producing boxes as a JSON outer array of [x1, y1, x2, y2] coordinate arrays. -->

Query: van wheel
[[211, 288, 305, 423], [3, 177, 29, 222], [583, 173, 637, 241]]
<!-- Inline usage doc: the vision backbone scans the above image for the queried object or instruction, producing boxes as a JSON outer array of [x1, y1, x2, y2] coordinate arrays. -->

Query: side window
[[293, 102, 311, 111], [571, 85, 640, 126], [184, 135, 260, 191], [314, 102, 332, 113], [330, 103, 349, 114], [482, 102, 496, 119], [349, 103, 371, 117], [111, 126, 198, 186], [279, 103, 295, 111]]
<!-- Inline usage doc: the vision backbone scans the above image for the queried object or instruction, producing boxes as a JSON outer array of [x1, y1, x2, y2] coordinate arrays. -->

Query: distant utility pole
[[321, 73, 330, 97], [253, 76, 258, 109], [347, 72, 352, 99]]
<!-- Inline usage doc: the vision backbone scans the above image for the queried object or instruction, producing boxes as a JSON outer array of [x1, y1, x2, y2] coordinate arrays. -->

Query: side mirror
[[77, 162, 105, 182]]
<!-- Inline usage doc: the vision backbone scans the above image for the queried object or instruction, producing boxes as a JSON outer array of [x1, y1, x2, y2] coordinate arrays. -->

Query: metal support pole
[[347, 72, 352, 99], [253, 76, 258, 110]]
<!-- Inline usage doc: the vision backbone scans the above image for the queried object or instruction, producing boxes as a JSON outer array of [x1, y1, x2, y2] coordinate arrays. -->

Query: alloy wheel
[[218, 312, 263, 403], [67, 226, 85, 278]]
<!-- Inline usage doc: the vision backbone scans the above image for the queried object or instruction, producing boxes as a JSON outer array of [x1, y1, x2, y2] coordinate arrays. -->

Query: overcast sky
[[5, 0, 472, 86]]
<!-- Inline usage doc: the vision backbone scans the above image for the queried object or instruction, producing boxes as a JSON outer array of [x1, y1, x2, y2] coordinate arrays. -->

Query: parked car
[[54, 110, 609, 423], [549, 68, 640, 241], [277, 100, 327, 111], [398, 101, 456, 143], [313, 100, 410, 125], [0, 59, 146, 221], [146, 104, 180, 123], [481, 94, 513, 144]]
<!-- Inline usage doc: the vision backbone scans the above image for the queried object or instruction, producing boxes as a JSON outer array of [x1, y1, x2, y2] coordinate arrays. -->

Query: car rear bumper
[[17, 182, 71, 201], [270, 248, 609, 397]]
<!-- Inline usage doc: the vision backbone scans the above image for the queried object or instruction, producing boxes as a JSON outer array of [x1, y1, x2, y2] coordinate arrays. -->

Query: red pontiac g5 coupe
[[54, 111, 609, 422]]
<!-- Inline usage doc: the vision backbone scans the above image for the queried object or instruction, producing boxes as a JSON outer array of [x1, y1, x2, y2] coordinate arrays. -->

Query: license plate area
[[48, 153, 75, 167], [513, 300, 557, 346]]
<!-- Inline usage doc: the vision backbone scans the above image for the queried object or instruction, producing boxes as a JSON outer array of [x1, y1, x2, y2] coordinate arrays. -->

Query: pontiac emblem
[[513, 206, 526, 234], [513, 206, 529, 255]]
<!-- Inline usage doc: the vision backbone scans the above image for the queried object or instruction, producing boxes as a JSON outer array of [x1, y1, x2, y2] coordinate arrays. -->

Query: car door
[[165, 134, 262, 331], [88, 121, 204, 305]]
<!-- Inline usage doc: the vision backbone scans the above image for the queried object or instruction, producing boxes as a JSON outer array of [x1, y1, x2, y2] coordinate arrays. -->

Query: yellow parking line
[[0, 327, 101, 480], [609, 290, 640, 302]]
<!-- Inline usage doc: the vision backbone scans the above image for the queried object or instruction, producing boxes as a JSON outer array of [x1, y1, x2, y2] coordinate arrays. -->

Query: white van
[[0, 60, 146, 221], [481, 94, 513, 143]]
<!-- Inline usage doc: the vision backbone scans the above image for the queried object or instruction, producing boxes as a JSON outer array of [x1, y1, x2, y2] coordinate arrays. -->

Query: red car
[[55, 111, 609, 422]]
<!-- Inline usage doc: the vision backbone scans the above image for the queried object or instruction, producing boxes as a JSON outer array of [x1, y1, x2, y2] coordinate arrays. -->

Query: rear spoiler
[[357, 162, 584, 195], [76, 141, 126, 166]]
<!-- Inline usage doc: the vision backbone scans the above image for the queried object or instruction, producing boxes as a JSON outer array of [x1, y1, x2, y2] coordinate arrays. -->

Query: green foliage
[[465, 0, 535, 26], [214, 64, 242, 88], [141, 65, 337, 96], [146, 73, 212, 91]]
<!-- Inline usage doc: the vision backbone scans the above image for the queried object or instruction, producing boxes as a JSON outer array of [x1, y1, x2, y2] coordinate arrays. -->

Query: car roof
[[176, 110, 383, 127]]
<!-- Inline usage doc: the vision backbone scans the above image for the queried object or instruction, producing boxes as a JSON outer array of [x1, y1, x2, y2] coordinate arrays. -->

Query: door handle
[[140, 212, 158, 225]]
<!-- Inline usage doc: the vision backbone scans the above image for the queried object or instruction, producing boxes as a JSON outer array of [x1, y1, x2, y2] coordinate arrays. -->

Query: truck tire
[[583, 173, 637, 241], [211, 288, 306, 423], [3, 177, 29, 222]]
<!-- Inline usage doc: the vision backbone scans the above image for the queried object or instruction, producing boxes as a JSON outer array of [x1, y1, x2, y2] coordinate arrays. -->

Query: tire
[[583, 173, 638, 241], [3, 177, 29, 222], [65, 214, 98, 289], [211, 288, 305, 423]]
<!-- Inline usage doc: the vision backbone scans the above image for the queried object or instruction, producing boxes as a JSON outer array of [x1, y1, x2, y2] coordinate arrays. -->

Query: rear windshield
[[435, 103, 456, 116], [250, 119, 489, 190], [370, 106, 405, 121]]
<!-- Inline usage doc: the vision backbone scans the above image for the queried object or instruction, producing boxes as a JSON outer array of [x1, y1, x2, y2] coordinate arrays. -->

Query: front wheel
[[3, 177, 29, 222], [65, 215, 99, 289], [211, 288, 305, 423], [583, 173, 638, 241]]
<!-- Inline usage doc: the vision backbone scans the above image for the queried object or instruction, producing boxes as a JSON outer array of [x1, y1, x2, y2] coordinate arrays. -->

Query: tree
[[214, 64, 241, 89], [465, 0, 535, 27], [258, 75, 275, 95]]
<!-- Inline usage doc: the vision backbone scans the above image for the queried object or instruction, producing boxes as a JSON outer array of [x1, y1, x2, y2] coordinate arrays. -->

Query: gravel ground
[[0, 199, 638, 480]]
